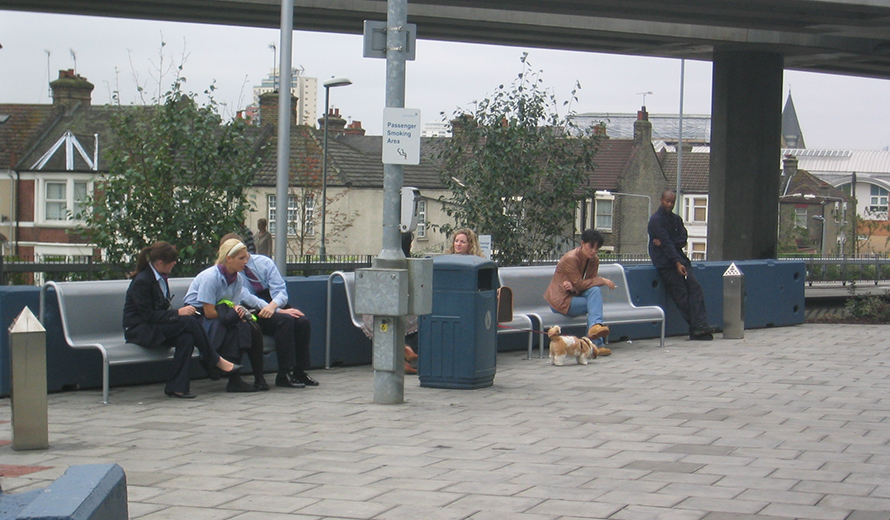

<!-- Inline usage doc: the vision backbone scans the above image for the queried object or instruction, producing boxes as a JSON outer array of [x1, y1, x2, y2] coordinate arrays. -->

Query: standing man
[[648, 190, 713, 340], [221, 233, 318, 387], [254, 218, 272, 257], [544, 228, 616, 355]]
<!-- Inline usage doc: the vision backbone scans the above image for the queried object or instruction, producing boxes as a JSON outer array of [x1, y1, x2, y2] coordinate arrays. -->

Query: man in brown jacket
[[544, 229, 616, 353]]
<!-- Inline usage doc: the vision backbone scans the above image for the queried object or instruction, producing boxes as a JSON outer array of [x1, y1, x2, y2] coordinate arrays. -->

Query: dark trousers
[[152, 317, 215, 394], [257, 313, 312, 373], [658, 262, 709, 333]]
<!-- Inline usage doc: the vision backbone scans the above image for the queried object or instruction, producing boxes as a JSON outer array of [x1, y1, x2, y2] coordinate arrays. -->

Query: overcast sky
[[2, 10, 889, 151]]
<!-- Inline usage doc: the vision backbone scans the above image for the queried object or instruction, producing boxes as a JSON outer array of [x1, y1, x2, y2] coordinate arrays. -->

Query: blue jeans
[[550, 286, 605, 346]]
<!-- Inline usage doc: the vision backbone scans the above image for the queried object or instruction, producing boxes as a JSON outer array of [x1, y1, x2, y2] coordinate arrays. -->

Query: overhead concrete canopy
[[2, 0, 890, 79]]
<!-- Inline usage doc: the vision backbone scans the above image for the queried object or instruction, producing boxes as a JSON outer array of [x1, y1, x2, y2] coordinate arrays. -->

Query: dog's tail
[[581, 337, 597, 359]]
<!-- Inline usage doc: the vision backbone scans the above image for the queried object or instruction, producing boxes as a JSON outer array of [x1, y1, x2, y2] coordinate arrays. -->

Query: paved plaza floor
[[2, 323, 890, 520]]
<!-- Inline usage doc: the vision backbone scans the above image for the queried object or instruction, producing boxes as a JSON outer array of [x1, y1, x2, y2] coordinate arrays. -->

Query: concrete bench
[[39, 279, 274, 404], [0, 464, 128, 520], [499, 263, 665, 358]]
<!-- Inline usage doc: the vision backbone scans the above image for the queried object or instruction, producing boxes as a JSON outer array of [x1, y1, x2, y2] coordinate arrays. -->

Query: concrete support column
[[708, 49, 783, 260]]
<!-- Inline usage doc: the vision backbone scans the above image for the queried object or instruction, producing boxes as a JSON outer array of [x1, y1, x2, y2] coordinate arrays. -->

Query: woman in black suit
[[123, 241, 241, 398]]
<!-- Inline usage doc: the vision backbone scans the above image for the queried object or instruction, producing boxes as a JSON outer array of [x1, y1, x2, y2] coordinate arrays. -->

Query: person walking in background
[[448, 228, 484, 257], [123, 241, 241, 399], [254, 218, 272, 257], [239, 222, 256, 254], [544, 229, 615, 356], [648, 190, 713, 340]]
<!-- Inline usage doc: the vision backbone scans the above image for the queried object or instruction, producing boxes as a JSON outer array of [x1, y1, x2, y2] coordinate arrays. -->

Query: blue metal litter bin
[[418, 255, 498, 389]]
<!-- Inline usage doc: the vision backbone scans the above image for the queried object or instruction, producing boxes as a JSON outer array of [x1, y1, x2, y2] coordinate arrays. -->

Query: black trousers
[[256, 312, 312, 373], [658, 261, 709, 333], [152, 316, 216, 394]]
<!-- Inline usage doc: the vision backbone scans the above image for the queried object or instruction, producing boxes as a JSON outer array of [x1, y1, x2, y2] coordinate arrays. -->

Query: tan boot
[[404, 345, 418, 362], [588, 323, 610, 340], [595, 346, 612, 357]]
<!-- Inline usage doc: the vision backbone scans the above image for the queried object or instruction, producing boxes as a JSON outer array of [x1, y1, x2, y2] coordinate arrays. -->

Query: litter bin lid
[[432, 254, 498, 291], [433, 254, 497, 271]]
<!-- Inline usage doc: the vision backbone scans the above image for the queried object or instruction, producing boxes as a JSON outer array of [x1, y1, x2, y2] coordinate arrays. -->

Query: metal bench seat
[[499, 263, 665, 358], [40, 278, 275, 404]]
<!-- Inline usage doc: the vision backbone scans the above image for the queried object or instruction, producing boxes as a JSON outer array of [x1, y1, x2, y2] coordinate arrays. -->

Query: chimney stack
[[50, 70, 93, 111], [318, 108, 347, 134], [344, 120, 366, 136], [633, 106, 652, 145], [258, 91, 297, 128]]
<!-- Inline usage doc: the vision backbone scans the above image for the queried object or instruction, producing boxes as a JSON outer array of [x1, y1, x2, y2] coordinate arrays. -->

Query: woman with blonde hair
[[184, 238, 268, 392], [448, 228, 484, 257]]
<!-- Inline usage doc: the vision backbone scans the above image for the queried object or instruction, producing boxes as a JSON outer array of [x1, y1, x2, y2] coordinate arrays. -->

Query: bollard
[[9, 306, 49, 450], [722, 263, 745, 339]]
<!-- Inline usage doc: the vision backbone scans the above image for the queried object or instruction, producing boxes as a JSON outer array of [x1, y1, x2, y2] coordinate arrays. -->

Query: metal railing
[[781, 255, 890, 286], [0, 254, 374, 285]]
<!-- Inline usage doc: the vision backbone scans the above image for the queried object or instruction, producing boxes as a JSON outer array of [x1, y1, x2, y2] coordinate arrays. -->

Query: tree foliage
[[438, 54, 604, 265], [79, 76, 266, 276]]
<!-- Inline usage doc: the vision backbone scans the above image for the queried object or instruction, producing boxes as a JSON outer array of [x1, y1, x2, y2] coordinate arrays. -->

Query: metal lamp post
[[319, 76, 352, 259]]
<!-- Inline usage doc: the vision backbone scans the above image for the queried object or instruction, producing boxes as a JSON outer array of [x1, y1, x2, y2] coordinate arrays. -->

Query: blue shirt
[[184, 265, 266, 309], [240, 254, 290, 308], [647, 206, 689, 269]]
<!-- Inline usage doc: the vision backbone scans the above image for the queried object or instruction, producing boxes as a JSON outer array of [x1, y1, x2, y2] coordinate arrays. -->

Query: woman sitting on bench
[[184, 238, 269, 393], [123, 241, 241, 399]]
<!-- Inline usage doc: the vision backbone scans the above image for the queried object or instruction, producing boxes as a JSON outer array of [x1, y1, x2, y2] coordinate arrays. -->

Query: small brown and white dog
[[548, 325, 596, 366]]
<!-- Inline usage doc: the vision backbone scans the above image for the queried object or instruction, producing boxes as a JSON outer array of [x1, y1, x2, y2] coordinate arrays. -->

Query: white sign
[[383, 108, 421, 165], [478, 234, 492, 260]]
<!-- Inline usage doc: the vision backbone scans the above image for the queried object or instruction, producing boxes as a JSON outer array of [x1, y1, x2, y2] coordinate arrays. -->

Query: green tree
[[79, 77, 266, 276], [438, 54, 604, 265]]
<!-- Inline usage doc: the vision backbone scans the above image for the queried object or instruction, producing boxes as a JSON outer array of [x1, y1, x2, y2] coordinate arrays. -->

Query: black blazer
[[123, 268, 178, 347]]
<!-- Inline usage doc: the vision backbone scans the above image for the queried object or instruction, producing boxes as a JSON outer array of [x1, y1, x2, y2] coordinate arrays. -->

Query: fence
[[783, 255, 890, 286], [0, 254, 374, 285]]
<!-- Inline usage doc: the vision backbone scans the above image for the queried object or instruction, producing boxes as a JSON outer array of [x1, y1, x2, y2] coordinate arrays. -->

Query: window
[[870, 185, 888, 210], [684, 196, 708, 223], [304, 194, 316, 237], [595, 197, 613, 232], [794, 207, 808, 228], [45, 182, 67, 221], [416, 199, 427, 239], [690, 241, 707, 261], [42, 178, 91, 223], [268, 194, 299, 235]]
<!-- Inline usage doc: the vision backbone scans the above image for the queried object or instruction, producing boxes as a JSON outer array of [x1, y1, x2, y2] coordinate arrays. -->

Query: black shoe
[[254, 378, 271, 391], [226, 378, 258, 393], [165, 389, 197, 399], [221, 363, 243, 376], [275, 372, 306, 389], [690, 327, 714, 341], [293, 372, 319, 387]]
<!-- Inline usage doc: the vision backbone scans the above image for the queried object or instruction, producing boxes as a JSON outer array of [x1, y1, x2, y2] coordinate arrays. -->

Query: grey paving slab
[[3, 324, 890, 520]]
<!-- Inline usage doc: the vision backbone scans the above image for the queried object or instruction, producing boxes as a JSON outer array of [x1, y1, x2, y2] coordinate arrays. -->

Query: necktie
[[242, 266, 265, 293]]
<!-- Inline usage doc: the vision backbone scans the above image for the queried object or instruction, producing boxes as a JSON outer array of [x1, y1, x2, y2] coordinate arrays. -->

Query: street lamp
[[595, 190, 652, 217], [319, 76, 352, 259]]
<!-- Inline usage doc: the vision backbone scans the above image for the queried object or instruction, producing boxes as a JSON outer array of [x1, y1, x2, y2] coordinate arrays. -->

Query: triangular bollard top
[[9, 306, 45, 333], [723, 262, 743, 277]]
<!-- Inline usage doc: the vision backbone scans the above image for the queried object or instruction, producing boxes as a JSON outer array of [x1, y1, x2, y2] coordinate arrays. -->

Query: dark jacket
[[123, 268, 178, 347], [202, 304, 258, 359], [648, 206, 690, 270]]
